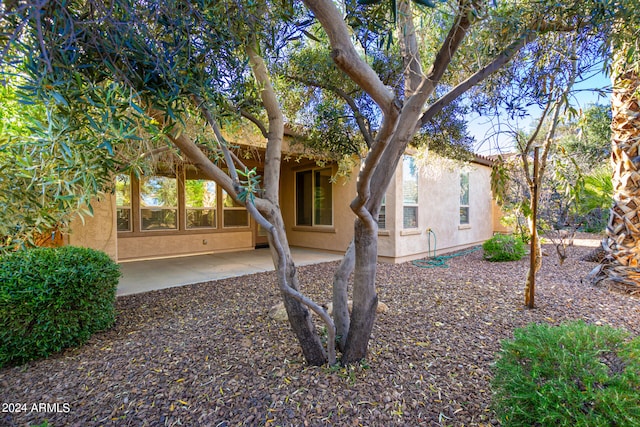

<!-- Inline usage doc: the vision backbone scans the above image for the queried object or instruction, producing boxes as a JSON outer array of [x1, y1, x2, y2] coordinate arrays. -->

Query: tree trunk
[[264, 206, 328, 366], [342, 219, 378, 364], [246, 43, 331, 364], [597, 45, 640, 294], [525, 196, 542, 307], [332, 240, 355, 352], [525, 144, 541, 308]]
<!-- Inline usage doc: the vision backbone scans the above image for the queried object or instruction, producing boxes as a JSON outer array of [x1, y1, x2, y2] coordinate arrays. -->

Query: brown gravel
[[2, 234, 639, 427]]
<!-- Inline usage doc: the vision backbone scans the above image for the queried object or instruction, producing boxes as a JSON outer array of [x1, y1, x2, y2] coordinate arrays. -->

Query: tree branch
[[286, 74, 374, 148], [333, 240, 355, 352], [417, 32, 536, 129], [423, 0, 474, 93], [32, 0, 53, 74], [147, 108, 237, 197], [302, 0, 397, 115], [398, 0, 423, 96], [247, 42, 283, 203], [239, 108, 269, 138]]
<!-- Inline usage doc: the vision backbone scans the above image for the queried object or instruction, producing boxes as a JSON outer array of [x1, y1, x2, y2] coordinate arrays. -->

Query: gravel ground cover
[[2, 234, 639, 427]]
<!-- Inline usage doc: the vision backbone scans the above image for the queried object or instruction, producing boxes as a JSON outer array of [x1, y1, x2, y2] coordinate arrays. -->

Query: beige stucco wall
[[66, 193, 118, 260], [117, 230, 253, 261], [379, 160, 494, 263], [492, 200, 512, 234], [280, 157, 495, 263], [68, 155, 496, 263], [377, 176, 397, 259]]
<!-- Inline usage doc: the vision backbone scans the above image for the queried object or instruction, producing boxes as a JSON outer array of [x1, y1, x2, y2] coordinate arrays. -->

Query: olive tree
[[302, 0, 626, 361], [1, 0, 627, 365]]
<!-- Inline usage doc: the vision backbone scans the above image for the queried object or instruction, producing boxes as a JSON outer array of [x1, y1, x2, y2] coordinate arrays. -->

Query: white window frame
[[402, 155, 419, 229], [460, 171, 470, 225], [377, 195, 386, 230]]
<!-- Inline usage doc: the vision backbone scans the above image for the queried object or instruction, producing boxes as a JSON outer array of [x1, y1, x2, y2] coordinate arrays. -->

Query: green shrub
[[491, 321, 640, 427], [482, 234, 526, 262], [0, 246, 121, 368]]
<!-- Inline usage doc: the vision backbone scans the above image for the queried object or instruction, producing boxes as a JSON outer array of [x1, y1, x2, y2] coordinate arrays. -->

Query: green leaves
[[492, 321, 640, 427], [482, 234, 526, 262], [356, 0, 441, 9], [0, 76, 124, 253], [0, 246, 121, 368], [236, 167, 261, 204]]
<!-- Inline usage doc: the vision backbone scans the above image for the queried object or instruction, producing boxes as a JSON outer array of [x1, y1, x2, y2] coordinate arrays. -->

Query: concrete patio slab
[[117, 247, 343, 296]]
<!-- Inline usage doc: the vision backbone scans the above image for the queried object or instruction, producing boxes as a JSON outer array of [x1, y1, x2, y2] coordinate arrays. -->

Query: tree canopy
[[1, 0, 638, 364]]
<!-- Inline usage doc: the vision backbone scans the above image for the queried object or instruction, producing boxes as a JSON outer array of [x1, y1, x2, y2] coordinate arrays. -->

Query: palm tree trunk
[[597, 45, 640, 294]]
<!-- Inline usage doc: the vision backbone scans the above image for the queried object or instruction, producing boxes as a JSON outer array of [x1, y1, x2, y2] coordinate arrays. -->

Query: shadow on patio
[[117, 246, 343, 296]]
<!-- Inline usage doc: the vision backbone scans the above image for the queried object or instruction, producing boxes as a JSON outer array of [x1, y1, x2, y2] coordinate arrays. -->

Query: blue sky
[[470, 70, 612, 155]]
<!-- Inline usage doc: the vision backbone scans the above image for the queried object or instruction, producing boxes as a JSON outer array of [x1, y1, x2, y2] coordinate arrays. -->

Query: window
[[296, 167, 333, 226], [185, 179, 217, 229], [117, 168, 252, 235], [140, 174, 178, 230], [115, 174, 131, 232], [460, 172, 470, 225], [378, 195, 386, 229], [402, 156, 418, 228], [222, 190, 249, 227]]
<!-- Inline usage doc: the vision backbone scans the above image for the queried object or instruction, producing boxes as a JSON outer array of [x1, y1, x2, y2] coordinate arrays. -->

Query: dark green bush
[[0, 246, 120, 368], [482, 233, 526, 262], [492, 321, 640, 427]]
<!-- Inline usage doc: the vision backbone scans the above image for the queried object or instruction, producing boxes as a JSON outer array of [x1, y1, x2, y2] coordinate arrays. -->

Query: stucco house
[[65, 137, 502, 264]]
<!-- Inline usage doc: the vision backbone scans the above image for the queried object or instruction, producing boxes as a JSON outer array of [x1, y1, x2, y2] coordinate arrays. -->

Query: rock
[[267, 302, 288, 322], [377, 301, 389, 314]]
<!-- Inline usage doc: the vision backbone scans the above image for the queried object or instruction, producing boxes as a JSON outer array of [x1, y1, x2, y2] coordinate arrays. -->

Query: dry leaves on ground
[[1, 234, 639, 426]]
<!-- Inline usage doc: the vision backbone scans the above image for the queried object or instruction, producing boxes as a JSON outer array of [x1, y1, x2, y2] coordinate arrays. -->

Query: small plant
[[0, 246, 121, 368], [492, 321, 640, 427], [482, 234, 526, 262]]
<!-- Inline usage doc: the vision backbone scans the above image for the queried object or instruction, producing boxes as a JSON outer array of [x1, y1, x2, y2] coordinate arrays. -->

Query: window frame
[[402, 155, 419, 229], [295, 166, 334, 227], [139, 174, 179, 232], [116, 167, 252, 237], [377, 195, 386, 230], [185, 176, 218, 230], [460, 171, 470, 225]]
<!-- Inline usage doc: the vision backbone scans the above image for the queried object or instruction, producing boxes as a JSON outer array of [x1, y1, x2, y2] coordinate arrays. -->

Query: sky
[[469, 70, 612, 156]]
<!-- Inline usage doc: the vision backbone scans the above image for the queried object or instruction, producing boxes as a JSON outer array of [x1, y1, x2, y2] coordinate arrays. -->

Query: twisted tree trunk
[[342, 220, 379, 364], [332, 240, 355, 352], [264, 207, 329, 365]]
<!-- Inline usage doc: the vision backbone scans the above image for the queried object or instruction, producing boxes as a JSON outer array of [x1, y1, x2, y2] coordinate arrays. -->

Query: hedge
[[0, 246, 120, 368], [482, 233, 526, 262]]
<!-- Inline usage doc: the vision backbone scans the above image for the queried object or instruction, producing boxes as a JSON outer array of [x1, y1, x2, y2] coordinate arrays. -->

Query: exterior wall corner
[[66, 192, 118, 260]]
